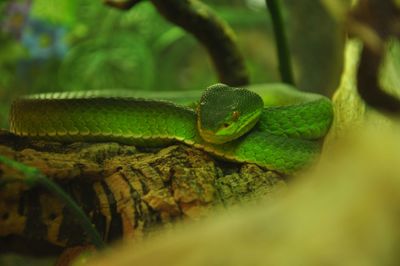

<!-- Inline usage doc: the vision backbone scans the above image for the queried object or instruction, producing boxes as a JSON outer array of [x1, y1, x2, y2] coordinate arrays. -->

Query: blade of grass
[[0, 155, 106, 249]]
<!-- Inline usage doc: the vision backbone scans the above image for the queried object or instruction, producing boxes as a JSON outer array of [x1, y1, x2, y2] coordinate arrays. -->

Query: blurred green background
[[0, 0, 346, 128]]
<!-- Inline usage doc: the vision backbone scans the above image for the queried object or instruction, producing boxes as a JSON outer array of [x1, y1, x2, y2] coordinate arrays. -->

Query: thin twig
[[266, 0, 295, 85]]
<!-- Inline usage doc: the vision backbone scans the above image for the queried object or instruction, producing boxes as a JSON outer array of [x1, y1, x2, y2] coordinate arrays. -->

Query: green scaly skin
[[9, 84, 333, 174]]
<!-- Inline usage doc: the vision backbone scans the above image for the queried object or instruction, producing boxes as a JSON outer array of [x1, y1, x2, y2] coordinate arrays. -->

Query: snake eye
[[223, 122, 230, 128], [232, 111, 240, 121]]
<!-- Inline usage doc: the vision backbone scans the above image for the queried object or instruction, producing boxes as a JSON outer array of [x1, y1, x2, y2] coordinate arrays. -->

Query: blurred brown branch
[[348, 0, 400, 113], [150, 0, 249, 86], [104, 0, 249, 86]]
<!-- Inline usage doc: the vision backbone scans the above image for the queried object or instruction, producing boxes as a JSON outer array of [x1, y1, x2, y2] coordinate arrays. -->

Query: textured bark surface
[[0, 130, 285, 254]]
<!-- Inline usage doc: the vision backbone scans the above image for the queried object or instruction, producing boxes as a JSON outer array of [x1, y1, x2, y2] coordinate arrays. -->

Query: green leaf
[[30, 0, 77, 26]]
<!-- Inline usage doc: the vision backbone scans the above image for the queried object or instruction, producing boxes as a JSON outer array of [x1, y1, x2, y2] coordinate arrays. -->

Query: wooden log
[[0, 130, 285, 254]]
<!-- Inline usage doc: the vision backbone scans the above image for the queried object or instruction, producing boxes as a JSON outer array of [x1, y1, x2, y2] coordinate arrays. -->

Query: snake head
[[198, 83, 263, 144]]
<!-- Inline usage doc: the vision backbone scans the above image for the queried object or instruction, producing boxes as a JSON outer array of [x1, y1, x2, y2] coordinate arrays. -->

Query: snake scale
[[9, 84, 333, 174]]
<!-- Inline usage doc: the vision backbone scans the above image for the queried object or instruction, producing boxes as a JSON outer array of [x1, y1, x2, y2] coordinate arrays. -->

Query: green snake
[[9, 83, 333, 174]]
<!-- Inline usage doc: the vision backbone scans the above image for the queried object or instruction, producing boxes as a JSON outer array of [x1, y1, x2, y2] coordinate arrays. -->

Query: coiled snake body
[[9, 84, 333, 174]]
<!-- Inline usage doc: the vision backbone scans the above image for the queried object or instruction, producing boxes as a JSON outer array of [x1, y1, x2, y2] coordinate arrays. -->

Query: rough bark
[[0, 130, 284, 254]]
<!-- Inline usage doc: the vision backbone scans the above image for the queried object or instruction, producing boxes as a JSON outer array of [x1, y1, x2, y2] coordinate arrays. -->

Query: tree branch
[[0, 130, 284, 254], [348, 0, 400, 113], [150, 0, 249, 86]]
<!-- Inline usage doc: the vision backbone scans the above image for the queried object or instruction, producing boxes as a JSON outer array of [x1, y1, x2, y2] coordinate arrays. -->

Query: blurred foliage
[[0, 0, 346, 129], [381, 40, 400, 97]]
